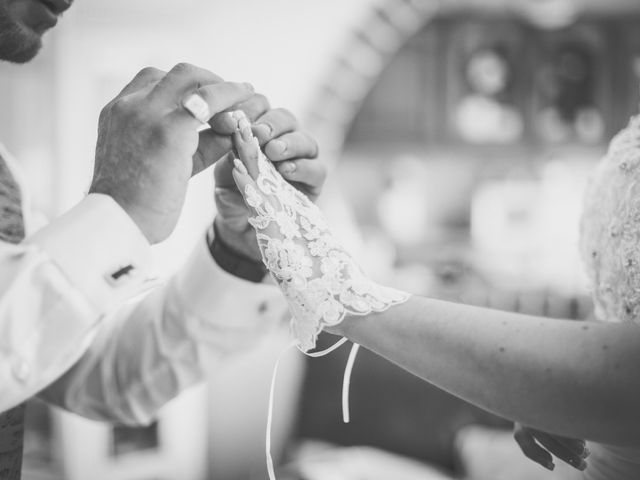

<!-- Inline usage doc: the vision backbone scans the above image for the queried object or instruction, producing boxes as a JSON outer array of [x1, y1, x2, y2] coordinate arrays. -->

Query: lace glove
[[230, 112, 409, 352]]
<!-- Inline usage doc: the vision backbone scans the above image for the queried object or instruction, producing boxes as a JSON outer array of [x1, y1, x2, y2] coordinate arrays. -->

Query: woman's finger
[[551, 435, 589, 459], [275, 158, 326, 200], [231, 152, 253, 193], [232, 113, 262, 179], [264, 131, 319, 162], [532, 431, 588, 471], [252, 108, 299, 145], [514, 426, 555, 471]]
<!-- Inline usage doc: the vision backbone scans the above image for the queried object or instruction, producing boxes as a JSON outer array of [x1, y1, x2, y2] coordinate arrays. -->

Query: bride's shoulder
[[608, 115, 640, 164], [584, 116, 640, 200], [580, 115, 640, 323]]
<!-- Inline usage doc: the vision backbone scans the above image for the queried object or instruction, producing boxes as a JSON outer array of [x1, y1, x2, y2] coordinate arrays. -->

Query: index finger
[[252, 108, 299, 145], [150, 62, 223, 101], [513, 427, 555, 471], [531, 430, 589, 458], [117, 67, 166, 98], [187, 82, 255, 123]]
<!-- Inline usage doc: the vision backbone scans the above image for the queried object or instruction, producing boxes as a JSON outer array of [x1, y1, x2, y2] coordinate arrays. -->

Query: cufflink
[[105, 263, 138, 287]]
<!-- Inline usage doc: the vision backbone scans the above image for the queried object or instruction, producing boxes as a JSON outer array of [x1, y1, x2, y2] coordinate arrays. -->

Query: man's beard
[[0, 8, 42, 63]]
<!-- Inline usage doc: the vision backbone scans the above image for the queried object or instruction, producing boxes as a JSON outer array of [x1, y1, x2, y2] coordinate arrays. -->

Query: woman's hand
[[212, 103, 323, 261], [514, 423, 589, 471], [230, 111, 408, 351]]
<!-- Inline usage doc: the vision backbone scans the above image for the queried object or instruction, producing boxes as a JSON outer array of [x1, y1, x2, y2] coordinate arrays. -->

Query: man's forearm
[[334, 295, 640, 446], [0, 194, 152, 413], [41, 235, 285, 424]]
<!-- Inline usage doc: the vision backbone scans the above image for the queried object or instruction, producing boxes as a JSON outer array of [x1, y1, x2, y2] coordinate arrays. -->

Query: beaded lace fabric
[[581, 115, 640, 324]]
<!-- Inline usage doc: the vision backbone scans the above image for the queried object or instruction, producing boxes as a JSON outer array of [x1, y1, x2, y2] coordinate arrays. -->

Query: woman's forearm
[[332, 295, 640, 446]]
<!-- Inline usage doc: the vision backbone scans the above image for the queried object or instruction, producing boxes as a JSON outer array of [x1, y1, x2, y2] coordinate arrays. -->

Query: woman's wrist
[[326, 296, 413, 338], [324, 315, 357, 337]]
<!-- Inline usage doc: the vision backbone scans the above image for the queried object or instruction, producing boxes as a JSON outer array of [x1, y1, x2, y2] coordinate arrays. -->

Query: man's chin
[[0, 27, 43, 63], [7, 40, 42, 63]]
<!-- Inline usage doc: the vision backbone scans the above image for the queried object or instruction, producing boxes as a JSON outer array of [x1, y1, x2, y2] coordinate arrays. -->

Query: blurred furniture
[[348, 13, 640, 147], [39, 386, 208, 480], [284, 441, 455, 480], [282, 428, 578, 480]]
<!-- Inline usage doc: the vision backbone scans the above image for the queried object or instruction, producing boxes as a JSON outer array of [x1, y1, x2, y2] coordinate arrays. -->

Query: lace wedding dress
[[578, 115, 640, 480]]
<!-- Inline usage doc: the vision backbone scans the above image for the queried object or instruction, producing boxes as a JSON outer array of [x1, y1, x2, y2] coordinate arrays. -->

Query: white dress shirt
[[0, 145, 286, 425]]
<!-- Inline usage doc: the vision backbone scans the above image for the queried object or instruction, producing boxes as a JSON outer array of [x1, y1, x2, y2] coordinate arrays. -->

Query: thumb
[[213, 152, 237, 189], [192, 129, 233, 176]]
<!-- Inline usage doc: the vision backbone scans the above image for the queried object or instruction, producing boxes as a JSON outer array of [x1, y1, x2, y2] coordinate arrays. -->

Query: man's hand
[[514, 423, 589, 471], [212, 96, 324, 261], [90, 63, 254, 243]]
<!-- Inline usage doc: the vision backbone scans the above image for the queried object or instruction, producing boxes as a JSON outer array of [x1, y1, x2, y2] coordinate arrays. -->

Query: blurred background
[[2, 0, 640, 479]]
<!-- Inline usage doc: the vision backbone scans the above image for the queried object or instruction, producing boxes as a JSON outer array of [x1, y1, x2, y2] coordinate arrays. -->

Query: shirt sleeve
[[38, 231, 288, 426], [0, 194, 152, 413]]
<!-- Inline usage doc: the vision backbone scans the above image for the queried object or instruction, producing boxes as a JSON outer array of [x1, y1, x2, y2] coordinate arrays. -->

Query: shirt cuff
[[26, 194, 152, 314], [208, 222, 267, 283]]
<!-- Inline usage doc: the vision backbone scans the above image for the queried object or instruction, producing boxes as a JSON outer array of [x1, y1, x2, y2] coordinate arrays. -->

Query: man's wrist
[[207, 221, 267, 283]]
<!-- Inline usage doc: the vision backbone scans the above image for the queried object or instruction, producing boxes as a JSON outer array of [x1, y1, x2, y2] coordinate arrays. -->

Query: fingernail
[[238, 117, 250, 130], [253, 123, 272, 139], [279, 162, 296, 174], [251, 137, 263, 154], [545, 461, 555, 471], [233, 158, 248, 175], [238, 118, 253, 141], [244, 82, 255, 92], [270, 139, 287, 154]]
